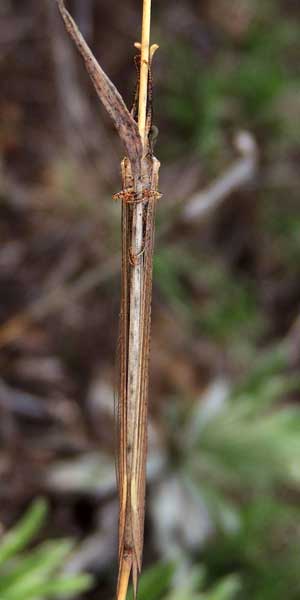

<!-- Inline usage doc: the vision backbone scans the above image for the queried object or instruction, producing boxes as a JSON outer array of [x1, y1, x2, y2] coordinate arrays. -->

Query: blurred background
[[1, 1, 300, 599]]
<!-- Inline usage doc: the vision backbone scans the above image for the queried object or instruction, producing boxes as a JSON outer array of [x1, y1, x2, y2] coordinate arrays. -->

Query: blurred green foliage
[[0, 500, 93, 600], [160, 343, 300, 599], [160, 4, 300, 162], [155, 248, 263, 359], [262, 198, 300, 269], [128, 562, 240, 600], [136, 341, 300, 600]]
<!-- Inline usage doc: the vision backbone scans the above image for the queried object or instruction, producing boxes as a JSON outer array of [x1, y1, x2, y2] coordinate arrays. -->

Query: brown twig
[[0, 256, 118, 349], [115, 1, 161, 597], [182, 131, 258, 223]]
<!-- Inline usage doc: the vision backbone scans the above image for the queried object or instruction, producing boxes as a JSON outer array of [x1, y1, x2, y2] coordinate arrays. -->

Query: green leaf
[[0, 500, 47, 568], [2, 573, 92, 600], [127, 563, 175, 600], [0, 540, 74, 594], [205, 575, 241, 600], [0, 500, 93, 600]]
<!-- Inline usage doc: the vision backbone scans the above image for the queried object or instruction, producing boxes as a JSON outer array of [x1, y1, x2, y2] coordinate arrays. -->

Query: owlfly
[[56, 0, 160, 597], [114, 38, 161, 600]]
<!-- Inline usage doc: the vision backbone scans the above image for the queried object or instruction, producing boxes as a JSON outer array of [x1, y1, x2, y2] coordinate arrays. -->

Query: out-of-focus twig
[[182, 131, 258, 223], [47, 0, 116, 172], [75, 0, 94, 41], [0, 378, 60, 421], [0, 256, 118, 349]]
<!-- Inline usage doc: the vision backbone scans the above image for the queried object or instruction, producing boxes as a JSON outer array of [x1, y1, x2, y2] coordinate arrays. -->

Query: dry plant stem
[[116, 157, 160, 600], [117, 2, 156, 597], [53, 2, 159, 598], [138, 0, 152, 145]]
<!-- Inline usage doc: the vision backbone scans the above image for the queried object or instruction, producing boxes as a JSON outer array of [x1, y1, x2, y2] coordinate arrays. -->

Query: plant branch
[[117, 3, 154, 598], [182, 131, 258, 223], [138, 0, 152, 146]]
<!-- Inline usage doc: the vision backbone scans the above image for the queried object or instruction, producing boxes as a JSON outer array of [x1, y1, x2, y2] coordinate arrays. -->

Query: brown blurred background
[[1, 1, 300, 599]]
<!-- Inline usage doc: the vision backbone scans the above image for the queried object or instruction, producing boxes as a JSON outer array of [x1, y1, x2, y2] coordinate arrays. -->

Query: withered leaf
[[56, 0, 143, 178]]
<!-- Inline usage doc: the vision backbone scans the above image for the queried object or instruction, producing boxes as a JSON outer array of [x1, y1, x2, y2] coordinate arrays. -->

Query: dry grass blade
[[116, 156, 160, 600], [56, 0, 142, 174], [115, 1, 160, 598]]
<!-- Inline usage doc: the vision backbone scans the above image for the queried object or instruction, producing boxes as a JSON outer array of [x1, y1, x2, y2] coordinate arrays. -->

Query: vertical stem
[[117, 558, 131, 600], [122, 1, 152, 597], [127, 0, 152, 481], [118, 3, 153, 599], [138, 0, 152, 146]]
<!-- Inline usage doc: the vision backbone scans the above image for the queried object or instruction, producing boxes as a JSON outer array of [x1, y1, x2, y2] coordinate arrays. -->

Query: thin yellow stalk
[[117, 3, 153, 599], [138, 0, 152, 146], [117, 558, 132, 600]]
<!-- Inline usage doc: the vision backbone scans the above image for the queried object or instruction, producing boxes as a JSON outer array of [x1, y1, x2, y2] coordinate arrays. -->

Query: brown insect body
[[56, 3, 160, 598], [115, 53, 161, 597]]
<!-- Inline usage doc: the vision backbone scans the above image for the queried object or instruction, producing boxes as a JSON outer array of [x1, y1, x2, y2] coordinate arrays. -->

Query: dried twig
[[0, 256, 119, 349], [182, 131, 258, 223], [115, 1, 161, 596]]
